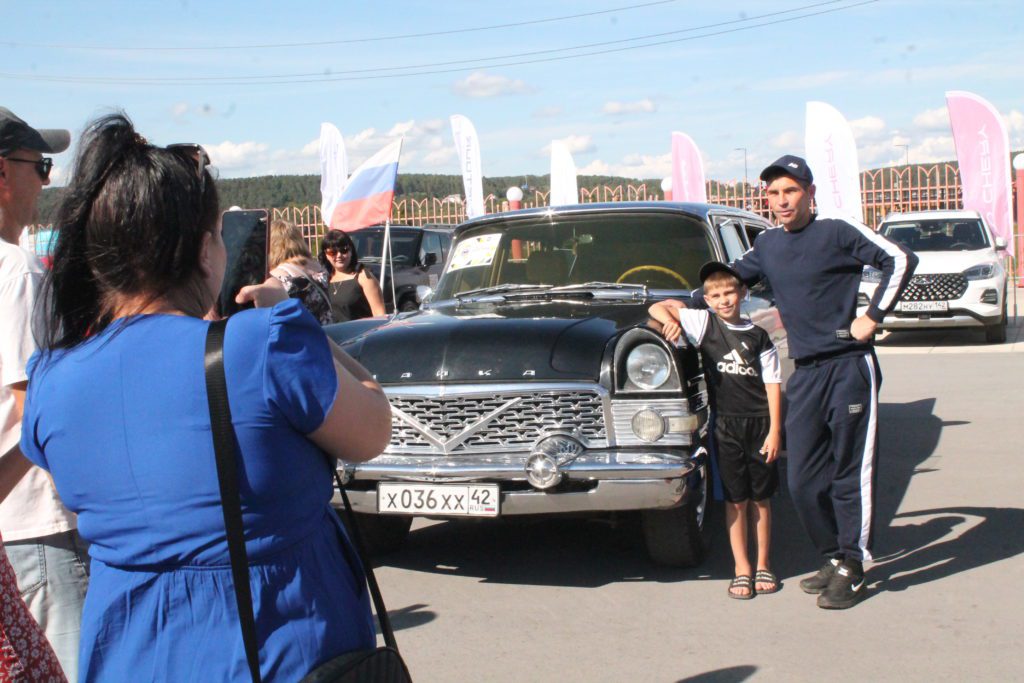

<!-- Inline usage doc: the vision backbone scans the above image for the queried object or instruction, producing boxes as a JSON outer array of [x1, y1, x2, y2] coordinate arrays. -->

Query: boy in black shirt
[[650, 262, 782, 599]]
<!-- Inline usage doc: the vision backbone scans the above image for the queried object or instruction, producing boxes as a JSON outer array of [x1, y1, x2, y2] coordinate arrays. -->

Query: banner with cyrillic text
[[946, 91, 1014, 253], [671, 132, 707, 203], [450, 115, 485, 219], [805, 101, 863, 224]]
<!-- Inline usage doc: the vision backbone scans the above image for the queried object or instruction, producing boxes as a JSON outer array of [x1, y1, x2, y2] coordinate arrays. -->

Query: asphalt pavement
[[369, 295, 1024, 682]]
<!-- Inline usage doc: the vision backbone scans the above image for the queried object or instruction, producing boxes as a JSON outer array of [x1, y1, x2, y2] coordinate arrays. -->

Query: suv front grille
[[387, 389, 608, 454], [900, 273, 967, 302]]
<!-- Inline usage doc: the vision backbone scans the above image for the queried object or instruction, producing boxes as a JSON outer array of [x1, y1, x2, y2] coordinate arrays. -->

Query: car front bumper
[[333, 447, 706, 515], [859, 278, 1004, 330]]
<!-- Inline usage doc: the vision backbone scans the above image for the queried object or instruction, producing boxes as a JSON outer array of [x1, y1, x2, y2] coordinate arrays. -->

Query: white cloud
[[577, 159, 611, 175], [913, 106, 949, 130], [1004, 110, 1024, 137], [541, 134, 595, 156], [770, 130, 800, 149], [602, 98, 657, 115], [755, 70, 852, 91], [203, 141, 270, 171], [452, 71, 532, 98], [198, 116, 460, 177], [533, 106, 563, 119], [171, 102, 189, 118], [576, 152, 672, 180], [848, 116, 887, 138]]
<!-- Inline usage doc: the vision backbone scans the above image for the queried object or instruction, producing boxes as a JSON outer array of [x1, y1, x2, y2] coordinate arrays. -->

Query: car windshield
[[881, 219, 990, 251], [433, 211, 717, 300], [351, 229, 420, 264]]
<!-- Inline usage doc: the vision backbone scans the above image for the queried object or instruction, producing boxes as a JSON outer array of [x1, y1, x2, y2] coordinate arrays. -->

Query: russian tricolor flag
[[330, 138, 403, 231]]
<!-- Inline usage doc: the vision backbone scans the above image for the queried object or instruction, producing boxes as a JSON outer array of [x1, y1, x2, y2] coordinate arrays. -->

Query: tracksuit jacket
[[709, 215, 917, 562]]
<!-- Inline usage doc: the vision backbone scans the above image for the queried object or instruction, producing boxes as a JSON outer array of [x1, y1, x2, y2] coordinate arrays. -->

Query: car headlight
[[626, 344, 671, 390], [861, 267, 882, 283], [963, 262, 997, 281]]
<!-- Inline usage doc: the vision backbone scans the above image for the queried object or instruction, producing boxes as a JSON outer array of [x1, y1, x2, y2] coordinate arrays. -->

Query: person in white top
[[0, 106, 87, 680]]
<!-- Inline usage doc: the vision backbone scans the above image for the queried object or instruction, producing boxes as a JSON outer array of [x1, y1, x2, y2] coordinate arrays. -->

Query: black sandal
[[728, 575, 755, 600], [755, 570, 779, 594]]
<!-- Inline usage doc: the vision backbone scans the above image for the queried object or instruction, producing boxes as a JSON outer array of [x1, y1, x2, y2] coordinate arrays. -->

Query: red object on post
[[506, 187, 524, 259]]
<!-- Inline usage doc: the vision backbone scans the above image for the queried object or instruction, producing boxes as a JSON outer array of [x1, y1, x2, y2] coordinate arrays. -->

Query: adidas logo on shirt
[[717, 349, 758, 376]]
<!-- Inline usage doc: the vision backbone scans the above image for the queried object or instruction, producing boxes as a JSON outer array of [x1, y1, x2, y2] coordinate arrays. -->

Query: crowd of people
[[1, 107, 916, 681]]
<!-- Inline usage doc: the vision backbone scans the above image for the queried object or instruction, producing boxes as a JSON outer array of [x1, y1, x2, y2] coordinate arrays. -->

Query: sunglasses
[[325, 246, 351, 256], [4, 156, 53, 181], [166, 143, 215, 194]]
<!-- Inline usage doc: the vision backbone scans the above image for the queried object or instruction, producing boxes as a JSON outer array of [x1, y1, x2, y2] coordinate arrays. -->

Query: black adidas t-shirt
[[678, 309, 781, 417]]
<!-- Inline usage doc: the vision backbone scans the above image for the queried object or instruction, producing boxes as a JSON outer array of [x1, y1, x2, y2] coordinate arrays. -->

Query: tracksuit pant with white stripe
[[785, 351, 880, 563]]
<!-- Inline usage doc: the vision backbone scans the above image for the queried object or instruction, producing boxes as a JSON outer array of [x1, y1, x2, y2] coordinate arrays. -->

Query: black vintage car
[[326, 202, 787, 566], [349, 225, 453, 312]]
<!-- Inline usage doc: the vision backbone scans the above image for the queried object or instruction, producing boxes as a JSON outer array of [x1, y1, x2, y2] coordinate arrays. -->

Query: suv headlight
[[963, 262, 997, 281], [626, 344, 671, 390], [861, 267, 883, 283]]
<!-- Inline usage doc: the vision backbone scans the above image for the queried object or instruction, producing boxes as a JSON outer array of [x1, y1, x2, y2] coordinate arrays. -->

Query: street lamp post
[[734, 147, 748, 207], [894, 143, 910, 210], [895, 143, 909, 169]]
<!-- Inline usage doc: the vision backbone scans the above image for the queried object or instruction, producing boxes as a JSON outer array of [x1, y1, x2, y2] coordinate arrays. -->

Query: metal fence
[[270, 164, 1021, 286], [276, 162, 1015, 242]]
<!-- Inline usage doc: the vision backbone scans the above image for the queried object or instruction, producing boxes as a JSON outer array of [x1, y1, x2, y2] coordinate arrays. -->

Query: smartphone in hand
[[218, 209, 269, 316]]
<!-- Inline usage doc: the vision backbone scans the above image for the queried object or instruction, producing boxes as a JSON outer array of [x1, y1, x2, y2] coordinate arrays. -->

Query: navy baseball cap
[[0, 107, 70, 156], [759, 154, 813, 185], [699, 260, 743, 284]]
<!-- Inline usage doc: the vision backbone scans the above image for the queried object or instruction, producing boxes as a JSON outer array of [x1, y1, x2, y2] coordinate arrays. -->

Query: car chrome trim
[[343, 448, 701, 483], [384, 382, 612, 455], [338, 479, 689, 515]]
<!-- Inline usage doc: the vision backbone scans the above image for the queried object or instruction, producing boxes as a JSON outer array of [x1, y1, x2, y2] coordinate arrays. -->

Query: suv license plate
[[377, 483, 499, 517], [898, 301, 949, 312]]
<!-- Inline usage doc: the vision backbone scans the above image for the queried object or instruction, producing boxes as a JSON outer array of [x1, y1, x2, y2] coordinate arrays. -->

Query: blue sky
[[5, 0, 1023, 186]]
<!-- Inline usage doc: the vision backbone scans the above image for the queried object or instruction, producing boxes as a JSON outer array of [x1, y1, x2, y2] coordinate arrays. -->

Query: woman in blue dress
[[20, 114, 393, 681]]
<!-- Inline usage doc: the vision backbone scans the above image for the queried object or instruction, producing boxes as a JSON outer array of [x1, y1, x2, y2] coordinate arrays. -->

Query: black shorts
[[714, 415, 779, 503]]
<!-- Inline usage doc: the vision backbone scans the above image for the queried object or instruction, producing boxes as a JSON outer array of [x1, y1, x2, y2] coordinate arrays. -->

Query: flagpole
[[383, 137, 404, 315]]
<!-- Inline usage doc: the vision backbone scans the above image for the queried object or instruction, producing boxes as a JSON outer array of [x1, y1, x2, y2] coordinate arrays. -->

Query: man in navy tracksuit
[[698, 155, 917, 609]]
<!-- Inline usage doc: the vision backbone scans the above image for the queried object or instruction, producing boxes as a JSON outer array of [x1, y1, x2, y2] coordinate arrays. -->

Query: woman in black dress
[[318, 230, 386, 322]]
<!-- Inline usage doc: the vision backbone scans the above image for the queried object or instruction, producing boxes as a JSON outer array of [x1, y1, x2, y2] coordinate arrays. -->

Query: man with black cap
[[688, 154, 916, 609], [0, 107, 88, 677]]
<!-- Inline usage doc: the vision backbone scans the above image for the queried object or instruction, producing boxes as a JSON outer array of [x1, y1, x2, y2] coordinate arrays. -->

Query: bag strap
[[204, 319, 263, 683], [329, 469, 399, 651], [204, 319, 401, 683]]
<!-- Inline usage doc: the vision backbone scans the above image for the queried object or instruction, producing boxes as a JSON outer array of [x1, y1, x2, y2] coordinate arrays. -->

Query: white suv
[[858, 210, 1009, 343]]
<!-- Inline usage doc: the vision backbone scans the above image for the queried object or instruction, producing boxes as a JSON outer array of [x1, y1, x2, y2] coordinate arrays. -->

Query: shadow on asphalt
[[376, 603, 437, 635], [675, 665, 758, 682], [374, 396, 1021, 590]]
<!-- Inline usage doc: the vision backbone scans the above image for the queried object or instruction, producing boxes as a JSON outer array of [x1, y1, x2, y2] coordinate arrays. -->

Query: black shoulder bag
[[204, 319, 412, 683]]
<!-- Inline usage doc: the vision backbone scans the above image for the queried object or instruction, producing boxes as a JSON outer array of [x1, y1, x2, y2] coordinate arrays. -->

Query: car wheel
[[345, 513, 412, 556], [985, 300, 1007, 344], [398, 297, 419, 313], [641, 465, 710, 567]]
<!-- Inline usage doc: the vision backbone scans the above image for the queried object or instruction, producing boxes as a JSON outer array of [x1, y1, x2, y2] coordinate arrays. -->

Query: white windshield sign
[[448, 233, 502, 271]]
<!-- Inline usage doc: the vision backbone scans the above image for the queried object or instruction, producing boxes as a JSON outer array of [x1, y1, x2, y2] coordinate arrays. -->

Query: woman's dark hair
[[318, 229, 360, 276], [40, 112, 220, 350]]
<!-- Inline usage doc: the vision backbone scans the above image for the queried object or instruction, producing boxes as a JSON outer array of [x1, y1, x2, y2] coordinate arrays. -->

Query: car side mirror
[[416, 285, 434, 303], [423, 252, 439, 267], [995, 236, 1007, 250]]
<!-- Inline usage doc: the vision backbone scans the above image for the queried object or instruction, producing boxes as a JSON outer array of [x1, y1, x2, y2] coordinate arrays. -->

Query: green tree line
[[35, 158, 992, 224]]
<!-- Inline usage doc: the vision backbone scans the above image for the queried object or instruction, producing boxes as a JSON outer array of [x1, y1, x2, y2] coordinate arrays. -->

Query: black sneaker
[[817, 562, 867, 609], [799, 558, 840, 594]]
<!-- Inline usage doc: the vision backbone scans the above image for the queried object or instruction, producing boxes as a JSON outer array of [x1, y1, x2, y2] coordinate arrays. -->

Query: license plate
[[377, 483, 499, 517], [898, 300, 949, 312]]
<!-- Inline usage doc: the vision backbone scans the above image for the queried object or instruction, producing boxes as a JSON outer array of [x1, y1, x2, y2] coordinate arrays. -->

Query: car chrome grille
[[386, 389, 608, 454], [900, 273, 967, 301]]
